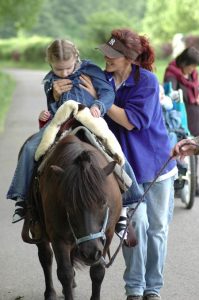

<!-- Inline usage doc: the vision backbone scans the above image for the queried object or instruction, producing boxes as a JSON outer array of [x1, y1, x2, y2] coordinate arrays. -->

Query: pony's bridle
[[67, 207, 110, 246]]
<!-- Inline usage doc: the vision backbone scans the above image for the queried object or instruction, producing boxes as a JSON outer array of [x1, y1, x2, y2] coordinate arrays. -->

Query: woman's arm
[[79, 74, 133, 128], [107, 105, 134, 130], [80, 65, 115, 116]]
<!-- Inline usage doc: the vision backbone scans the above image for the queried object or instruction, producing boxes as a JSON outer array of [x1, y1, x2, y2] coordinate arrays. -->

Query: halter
[[67, 207, 109, 246]]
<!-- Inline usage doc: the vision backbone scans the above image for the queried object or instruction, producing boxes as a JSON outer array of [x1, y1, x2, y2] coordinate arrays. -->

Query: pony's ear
[[103, 161, 116, 176], [50, 165, 64, 176]]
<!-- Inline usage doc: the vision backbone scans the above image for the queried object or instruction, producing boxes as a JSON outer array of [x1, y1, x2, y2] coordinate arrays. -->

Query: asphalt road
[[0, 69, 198, 300]]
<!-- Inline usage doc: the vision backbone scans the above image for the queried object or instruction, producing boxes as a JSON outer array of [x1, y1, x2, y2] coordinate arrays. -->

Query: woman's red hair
[[111, 28, 155, 72]]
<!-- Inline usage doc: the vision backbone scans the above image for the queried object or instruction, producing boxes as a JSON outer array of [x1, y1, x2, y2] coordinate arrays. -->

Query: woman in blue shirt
[[84, 29, 177, 300]]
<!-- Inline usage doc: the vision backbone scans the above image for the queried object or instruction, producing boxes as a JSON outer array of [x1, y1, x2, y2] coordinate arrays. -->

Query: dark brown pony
[[24, 133, 122, 300]]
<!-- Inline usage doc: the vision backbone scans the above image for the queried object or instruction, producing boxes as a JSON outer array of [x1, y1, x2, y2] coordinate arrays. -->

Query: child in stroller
[[159, 82, 196, 209]]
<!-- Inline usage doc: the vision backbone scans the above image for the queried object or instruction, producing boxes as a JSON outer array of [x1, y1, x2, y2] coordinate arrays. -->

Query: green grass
[[0, 71, 16, 133]]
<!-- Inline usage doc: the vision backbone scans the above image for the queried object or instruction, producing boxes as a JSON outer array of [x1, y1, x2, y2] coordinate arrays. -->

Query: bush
[[23, 41, 49, 62], [0, 36, 52, 63]]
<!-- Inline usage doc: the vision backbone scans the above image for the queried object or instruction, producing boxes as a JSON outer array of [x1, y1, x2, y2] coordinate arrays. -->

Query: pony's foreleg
[[90, 263, 105, 300], [52, 241, 74, 300], [37, 241, 57, 300]]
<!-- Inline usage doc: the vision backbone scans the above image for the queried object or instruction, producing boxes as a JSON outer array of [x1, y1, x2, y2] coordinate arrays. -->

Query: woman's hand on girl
[[79, 75, 98, 99]]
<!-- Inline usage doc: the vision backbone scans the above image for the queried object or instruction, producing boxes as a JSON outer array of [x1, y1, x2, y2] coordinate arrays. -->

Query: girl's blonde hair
[[46, 39, 80, 63]]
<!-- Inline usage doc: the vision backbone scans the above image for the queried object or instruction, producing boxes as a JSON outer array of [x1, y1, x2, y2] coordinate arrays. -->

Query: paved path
[[0, 69, 198, 300]]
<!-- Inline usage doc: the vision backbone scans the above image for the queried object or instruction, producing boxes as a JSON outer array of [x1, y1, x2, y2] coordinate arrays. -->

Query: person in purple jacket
[[83, 28, 177, 300]]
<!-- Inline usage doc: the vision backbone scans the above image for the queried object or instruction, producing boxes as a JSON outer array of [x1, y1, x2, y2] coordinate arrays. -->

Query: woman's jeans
[[122, 159, 143, 205], [122, 176, 175, 296], [7, 126, 46, 201]]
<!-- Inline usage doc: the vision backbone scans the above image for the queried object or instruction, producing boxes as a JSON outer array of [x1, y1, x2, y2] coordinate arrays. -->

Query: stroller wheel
[[178, 155, 196, 209]]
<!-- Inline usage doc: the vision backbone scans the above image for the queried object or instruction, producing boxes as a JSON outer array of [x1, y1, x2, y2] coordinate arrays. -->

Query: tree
[[143, 0, 199, 42], [0, 0, 44, 37], [29, 0, 147, 39], [83, 10, 136, 43]]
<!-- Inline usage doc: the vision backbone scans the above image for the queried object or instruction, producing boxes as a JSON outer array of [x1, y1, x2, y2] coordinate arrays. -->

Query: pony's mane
[[51, 136, 107, 213]]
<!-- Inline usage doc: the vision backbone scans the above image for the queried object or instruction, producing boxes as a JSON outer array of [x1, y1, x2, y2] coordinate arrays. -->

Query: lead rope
[[103, 141, 199, 268], [101, 155, 174, 268]]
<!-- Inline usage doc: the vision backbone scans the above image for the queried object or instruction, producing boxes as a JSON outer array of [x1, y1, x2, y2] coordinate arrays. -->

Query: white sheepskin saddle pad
[[35, 100, 125, 166]]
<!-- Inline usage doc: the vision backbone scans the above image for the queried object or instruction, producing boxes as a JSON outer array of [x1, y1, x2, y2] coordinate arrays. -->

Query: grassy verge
[[0, 71, 16, 133]]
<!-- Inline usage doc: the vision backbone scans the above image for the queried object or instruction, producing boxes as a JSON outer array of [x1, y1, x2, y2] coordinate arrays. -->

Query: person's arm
[[79, 74, 101, 117], [79, 73, 133, 129], [80, 65, 115, 116], [107, 105, 134, 130]]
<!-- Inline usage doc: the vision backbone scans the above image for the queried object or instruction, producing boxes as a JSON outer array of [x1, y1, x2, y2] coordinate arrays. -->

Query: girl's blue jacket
[[43, 59, 115, 116]]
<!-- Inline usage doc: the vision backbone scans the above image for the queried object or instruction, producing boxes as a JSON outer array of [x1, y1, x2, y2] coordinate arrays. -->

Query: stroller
[[162, 82, 196, 209]]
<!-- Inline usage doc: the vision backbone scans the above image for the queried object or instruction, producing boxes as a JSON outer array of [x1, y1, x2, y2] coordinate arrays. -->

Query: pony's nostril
[[80, 248, 102, 262], [95, 250, 102, 261]]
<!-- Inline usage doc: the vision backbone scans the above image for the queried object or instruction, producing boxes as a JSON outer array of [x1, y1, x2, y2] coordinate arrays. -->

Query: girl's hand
[[79, 74, 98, 99], [171, 138, 197, 160], [53, 79, 73, 101], [39, 110, 51, 121], [90, 106, 101, 118]]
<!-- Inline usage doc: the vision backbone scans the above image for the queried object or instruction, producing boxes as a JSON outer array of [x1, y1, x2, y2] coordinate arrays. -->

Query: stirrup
[[12, 200, 26, 223], [115, 215, 128, 240], [12, 208, 25, 223]]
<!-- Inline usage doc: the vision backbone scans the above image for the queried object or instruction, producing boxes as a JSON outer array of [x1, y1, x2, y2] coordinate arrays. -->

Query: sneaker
[[12, 198, 26, 223], [115, 207, 128, 239], [127, 296, 143, 300], [144, 294, 161, 300], [115, 207, 138, 247]]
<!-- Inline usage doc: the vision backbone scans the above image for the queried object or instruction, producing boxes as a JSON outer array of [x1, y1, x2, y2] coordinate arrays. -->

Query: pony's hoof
[[44, 290, 57, 300]]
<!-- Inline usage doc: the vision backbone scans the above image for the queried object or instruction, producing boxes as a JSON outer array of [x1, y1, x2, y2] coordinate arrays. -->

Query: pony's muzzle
[[78, 240, 104, 265]]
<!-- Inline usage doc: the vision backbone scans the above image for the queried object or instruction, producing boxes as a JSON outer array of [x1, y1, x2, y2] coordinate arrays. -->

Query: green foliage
[[143, 0, 199, 42], [32, 0, 146, 38], [0, 0, 45, 36], [83, 10, 136, 43], [0, 71, 15, 132]]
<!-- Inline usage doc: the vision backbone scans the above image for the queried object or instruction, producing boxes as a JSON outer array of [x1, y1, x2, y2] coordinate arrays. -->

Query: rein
[[101, 154, 175, 268], [66, 141, 199, 268], [103, 141, 199, 268]]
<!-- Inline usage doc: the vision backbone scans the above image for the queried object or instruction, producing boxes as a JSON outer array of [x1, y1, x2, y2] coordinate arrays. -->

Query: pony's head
[[49, 136, 118, 265]]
